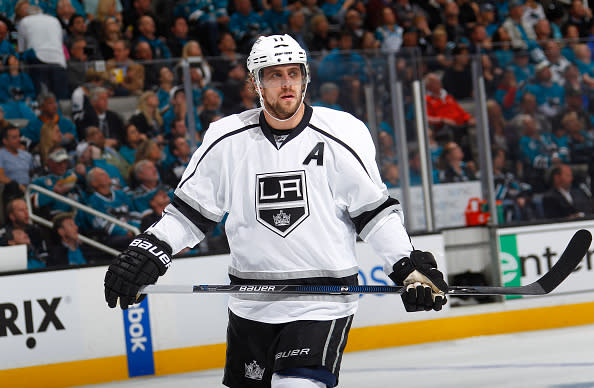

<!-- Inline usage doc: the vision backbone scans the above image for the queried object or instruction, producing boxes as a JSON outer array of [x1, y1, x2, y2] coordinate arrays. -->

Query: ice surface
[[81, 324, 594, 387]]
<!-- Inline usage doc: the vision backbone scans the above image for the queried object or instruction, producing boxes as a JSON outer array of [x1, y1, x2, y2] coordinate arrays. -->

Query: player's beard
[[263, 87, 303, 120]]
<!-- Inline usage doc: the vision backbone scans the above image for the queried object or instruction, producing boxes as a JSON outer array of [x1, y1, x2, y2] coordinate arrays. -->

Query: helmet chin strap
[[256, 80, 309, 123]]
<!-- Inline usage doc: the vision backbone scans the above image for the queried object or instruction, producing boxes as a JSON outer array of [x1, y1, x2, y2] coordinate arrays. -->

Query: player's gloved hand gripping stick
[[388, 250, 448, 312], [110, 230, 591, 310], [104, 233, 172, 309]]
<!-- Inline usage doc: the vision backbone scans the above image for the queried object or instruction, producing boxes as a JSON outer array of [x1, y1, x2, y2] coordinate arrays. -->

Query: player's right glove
[[389, 250, 448, 312], [104, 233, 172, 310]]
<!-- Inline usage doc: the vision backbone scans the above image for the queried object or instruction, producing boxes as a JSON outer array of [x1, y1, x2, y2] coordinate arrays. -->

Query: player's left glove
[[389, 250, 448, 312], [104, 233, 172, 310]]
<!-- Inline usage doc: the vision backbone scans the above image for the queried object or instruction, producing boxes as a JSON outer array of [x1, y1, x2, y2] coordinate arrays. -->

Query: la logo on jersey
[[256, 170, 309, 237]]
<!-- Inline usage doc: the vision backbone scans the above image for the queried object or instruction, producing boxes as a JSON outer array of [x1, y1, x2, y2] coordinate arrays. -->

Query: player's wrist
[[388, 256, 415, 286]]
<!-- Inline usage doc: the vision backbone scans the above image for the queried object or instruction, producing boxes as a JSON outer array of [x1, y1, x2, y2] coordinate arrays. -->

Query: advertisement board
[[498, 221, 594, 300], [0, 267, 124, 369], [123, 299, 155, 377]]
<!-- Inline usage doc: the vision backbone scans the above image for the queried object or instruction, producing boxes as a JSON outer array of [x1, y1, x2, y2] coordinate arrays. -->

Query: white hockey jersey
[[147, 105, 414, 323]]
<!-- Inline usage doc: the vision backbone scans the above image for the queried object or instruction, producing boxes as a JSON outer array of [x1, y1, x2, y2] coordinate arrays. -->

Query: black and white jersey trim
[[349, 195, 388, 218], [350, 197, 401, 237], [175, 189, 224, 222], [178, 123, 260, 189], [150, 205, 206, 242], [358, 203, 403, 240], [171, 195, 219, 234]]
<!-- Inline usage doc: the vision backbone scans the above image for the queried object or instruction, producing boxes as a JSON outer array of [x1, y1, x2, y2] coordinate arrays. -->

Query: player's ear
[[248, 75, 257, 91]]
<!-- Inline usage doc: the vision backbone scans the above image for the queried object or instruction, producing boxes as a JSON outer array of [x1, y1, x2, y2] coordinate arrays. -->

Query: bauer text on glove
[[104, 233, 172, 310]]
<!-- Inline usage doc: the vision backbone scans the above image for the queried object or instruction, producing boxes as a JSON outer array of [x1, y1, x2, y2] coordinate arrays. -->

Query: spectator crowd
[[1, 0, 594, 269]]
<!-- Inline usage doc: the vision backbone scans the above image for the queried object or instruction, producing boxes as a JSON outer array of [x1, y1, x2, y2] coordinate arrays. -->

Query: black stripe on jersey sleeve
[[229, 274, 359, 286], [351, 197, 400, 235], [172, 195, 218, 233], [178, 123, 259, 189], [308, 123, 370, 178]]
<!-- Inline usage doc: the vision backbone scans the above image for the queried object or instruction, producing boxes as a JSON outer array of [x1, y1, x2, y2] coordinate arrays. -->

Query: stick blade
[[536, 229, 592, 293]]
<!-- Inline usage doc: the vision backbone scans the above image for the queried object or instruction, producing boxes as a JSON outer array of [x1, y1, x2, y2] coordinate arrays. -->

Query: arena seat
[[458, 100, 476, 117], [109, 96, 139, 121], [7, 118, 29, 128], [58, 99, 72, 118], [0, 244, 27, 272], [59, 95, 139, 121]]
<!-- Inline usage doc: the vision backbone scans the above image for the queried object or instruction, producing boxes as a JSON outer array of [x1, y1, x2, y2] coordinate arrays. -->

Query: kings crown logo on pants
[[255, 170, 310, 238], [245, 360, 265, 380]]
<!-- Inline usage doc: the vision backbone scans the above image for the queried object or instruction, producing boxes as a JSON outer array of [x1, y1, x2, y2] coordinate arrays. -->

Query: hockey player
[[104, 34, 448, 388]]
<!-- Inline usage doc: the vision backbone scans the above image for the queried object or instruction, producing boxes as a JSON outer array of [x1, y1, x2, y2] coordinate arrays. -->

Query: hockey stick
[[140, 229, 592, 296]]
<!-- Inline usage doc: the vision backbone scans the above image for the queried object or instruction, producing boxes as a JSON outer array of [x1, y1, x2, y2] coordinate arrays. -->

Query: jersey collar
[[259, 104, 313, 149]]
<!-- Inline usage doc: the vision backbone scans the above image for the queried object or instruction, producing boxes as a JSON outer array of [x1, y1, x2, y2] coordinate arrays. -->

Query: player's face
[[259, 64, 305, 120]]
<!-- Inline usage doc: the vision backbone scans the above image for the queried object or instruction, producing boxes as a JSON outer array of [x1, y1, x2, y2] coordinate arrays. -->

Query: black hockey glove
[[389, 250, 448, 312], [104, 233, 172, 310]]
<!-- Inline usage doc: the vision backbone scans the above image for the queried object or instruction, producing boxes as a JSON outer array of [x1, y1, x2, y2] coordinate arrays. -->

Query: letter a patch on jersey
[[303, 142, 324, 166], [256, 170, 309, 237]]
